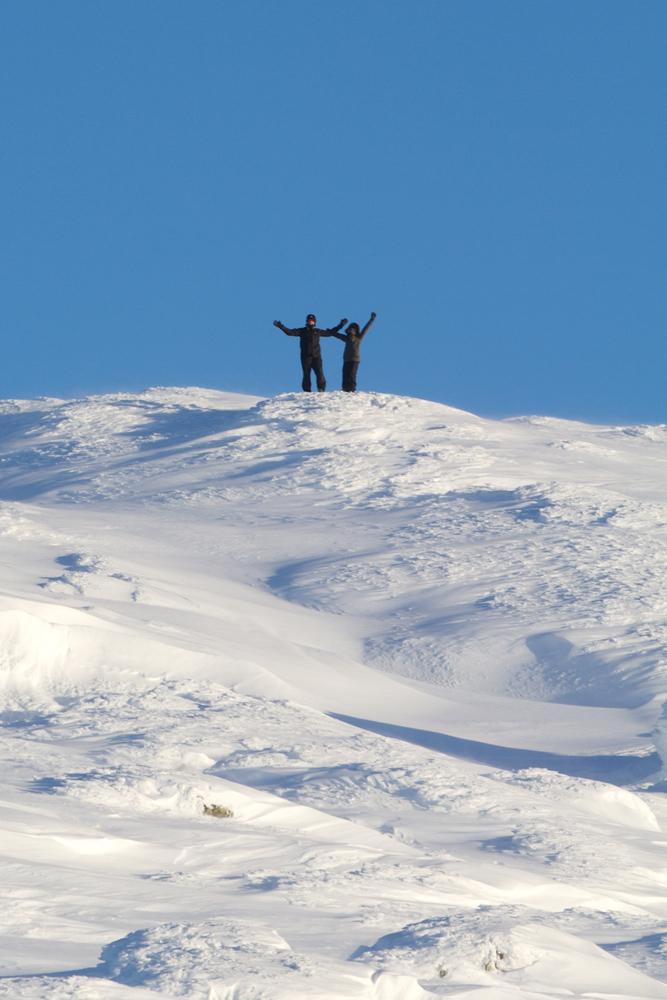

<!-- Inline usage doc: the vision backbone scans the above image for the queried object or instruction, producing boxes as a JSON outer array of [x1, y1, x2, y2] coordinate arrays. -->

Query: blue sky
[[2, 1, 665, 421]]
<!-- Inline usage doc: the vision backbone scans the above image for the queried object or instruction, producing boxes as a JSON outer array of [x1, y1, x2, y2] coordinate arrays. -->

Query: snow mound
[[97, 917, 422, 999], [354, 908, 667, 997], [100, 918, 292, 996], [0, 605, 215, 708], [496, 768, 660, 830]]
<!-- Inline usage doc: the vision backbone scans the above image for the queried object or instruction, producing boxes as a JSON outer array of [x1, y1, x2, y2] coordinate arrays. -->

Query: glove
[[340, 318, 348, 326], [273, 320, 281, 327], [371, 311, 377, 320]]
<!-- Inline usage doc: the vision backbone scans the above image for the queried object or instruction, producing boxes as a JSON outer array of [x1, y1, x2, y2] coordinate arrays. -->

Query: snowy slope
[[1, 387, 667, 999]]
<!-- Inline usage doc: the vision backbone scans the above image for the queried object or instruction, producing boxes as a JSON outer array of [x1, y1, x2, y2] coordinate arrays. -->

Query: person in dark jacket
[[273, 313, 347, 392], [332, 312, 377, 392]]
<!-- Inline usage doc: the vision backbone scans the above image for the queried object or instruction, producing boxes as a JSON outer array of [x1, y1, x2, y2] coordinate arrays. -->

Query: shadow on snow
[[330, 713, 661, 786]]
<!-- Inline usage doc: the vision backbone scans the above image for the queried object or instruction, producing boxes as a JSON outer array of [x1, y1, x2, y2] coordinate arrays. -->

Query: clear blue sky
[[2, 1, 665, 422]]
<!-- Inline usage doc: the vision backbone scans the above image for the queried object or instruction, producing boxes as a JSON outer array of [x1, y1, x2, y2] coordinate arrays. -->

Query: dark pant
[[342, 360, 359, 392], [301, 356, 326, 392]]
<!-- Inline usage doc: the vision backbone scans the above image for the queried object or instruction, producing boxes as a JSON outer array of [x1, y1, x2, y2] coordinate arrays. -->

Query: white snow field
[[1, 387, 667, 999]]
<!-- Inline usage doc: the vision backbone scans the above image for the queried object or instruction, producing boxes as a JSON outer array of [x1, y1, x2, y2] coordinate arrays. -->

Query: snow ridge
[[1, 388, 667, 999]]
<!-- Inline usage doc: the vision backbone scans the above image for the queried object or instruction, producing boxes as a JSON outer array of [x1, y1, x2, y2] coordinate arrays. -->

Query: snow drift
[[1, 387, 667, 999]]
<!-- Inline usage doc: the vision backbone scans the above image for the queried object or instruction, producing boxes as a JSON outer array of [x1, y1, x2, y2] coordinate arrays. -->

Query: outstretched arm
[[273, 320, 299, 336], [321, 317, 348, 336], [331, 331, 347, 342], [358, 311, 377, 341]]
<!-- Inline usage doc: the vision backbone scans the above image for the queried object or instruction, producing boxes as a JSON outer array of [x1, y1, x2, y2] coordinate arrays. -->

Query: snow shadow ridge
[[330, 714, 660, 785], [115, 398, 255, 452], [0, 401, 258, 500]]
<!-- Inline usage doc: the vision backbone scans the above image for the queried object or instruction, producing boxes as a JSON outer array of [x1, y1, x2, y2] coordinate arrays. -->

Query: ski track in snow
[[1, 388, 667, 998]]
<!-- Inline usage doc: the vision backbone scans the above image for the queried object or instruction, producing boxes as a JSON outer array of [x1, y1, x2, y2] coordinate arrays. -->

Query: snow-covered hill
[[1, 387, 667, 999]]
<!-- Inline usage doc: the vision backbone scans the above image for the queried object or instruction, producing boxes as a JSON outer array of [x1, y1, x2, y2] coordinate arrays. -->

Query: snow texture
[[1, 387, 667, 999]]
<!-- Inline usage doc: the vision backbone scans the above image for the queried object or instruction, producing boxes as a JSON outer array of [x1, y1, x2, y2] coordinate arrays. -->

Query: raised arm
[[321, 317, 348, 337], [273, 320, 299, 336], [358, 311, 377, 341]]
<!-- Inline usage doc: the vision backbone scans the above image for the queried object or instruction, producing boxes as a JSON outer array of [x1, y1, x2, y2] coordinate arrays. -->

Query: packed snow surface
[[1, 386, 667, 999]]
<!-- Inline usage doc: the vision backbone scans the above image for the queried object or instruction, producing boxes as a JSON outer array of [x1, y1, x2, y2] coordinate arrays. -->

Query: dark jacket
[[333, 314, 376, 362], [275, 320, 346, 359]]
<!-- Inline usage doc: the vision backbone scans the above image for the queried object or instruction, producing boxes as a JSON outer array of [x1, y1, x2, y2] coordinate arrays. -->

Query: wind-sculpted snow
[[1, 388, 667, 998], [354, 911, 667, 996]]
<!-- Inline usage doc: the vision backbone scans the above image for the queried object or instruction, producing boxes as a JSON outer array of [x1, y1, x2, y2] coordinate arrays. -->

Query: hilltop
[[1, 388, 667, 999]]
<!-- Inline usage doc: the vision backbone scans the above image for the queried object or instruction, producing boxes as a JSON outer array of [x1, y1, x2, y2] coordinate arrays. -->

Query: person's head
[[347, 322, 360, 336], [306, 314, 317, 327]]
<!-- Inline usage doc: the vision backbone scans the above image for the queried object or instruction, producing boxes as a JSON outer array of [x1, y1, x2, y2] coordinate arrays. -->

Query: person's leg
[[342, 360, 358, 391], [301, 358, 312, 392], [313, 356, 326, 392]]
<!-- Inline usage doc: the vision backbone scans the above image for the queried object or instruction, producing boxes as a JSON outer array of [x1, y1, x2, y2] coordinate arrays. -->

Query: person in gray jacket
[[273, 313, 347, 392], [332, 312, 377, 392]]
